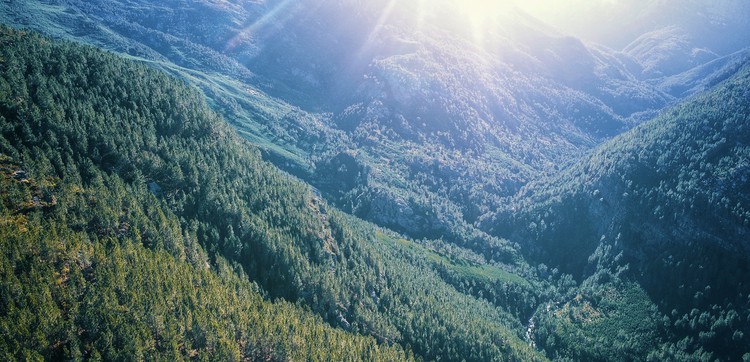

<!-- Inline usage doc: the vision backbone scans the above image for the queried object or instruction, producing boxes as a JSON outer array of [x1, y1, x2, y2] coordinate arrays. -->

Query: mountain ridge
[[0, 26, 547, 361], [2, 1, 750, 360], [0, 0, 677, 253], [482, 60, 750, 360]]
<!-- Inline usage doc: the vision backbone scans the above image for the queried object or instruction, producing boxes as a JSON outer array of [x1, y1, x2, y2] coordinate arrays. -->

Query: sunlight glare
[[451, 0, 509, 42], [459, 0, 503, 26], [225, 0, 296, 51], [352, 0, 399, 65]]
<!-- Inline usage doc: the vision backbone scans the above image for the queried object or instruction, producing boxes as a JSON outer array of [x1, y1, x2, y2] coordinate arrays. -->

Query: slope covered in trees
[[0, 27, 548, 361], [0, 26, 413, 361], [0, 0, 675, 263], [482, 61, 750, 361], [2, 2, 750, 360], [0, 170, 413, 361]]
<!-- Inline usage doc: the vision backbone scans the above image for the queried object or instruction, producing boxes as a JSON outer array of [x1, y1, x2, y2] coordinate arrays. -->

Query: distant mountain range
[[531, 0, 750, 54], [1, 0, 749, 360], [0, 0, 675, 250]]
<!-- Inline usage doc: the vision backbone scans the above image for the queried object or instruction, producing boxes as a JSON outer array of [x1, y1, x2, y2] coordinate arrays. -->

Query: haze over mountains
[[0, 0, 673, 245], [1, 0, 749, 361], [522, 0, 750, 55]]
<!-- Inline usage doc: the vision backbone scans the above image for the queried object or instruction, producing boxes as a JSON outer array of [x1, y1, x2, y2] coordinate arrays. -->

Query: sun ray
[[356, 0, 399, 58], [454, 0, 510, 43], [224, 0, 296, 52]]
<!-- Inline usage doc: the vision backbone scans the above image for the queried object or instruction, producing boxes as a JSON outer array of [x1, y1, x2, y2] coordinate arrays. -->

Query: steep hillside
[[483, 62, 750, 361], [0, 0, 674, 260], [533, 0, 750, 57], [0, 27, 411, 362], [658, 48, 750, 98], [624, 26, 719, 78], [0, 27, 549, 361], [620, 1, 750, 78], [530, 0, 750, 80]]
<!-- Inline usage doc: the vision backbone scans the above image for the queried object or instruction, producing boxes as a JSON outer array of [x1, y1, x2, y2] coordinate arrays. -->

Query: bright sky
[[457, 0, 621, 22], [457, 0, 650, 48], [512, 0, 659, 48]]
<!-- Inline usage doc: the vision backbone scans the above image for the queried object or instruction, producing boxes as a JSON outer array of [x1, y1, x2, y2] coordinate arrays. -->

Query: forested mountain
[[0, 26, 549, 361], [614, 1, 750, 79], [532, 0, 750, 60], [0, 0, 675, 256], [1, 0, 750, 361], [657, 48, 750, 98], [482, 62, 750, 361]]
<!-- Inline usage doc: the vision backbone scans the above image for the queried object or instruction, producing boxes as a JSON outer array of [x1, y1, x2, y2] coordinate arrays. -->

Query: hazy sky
[[514, 0, 749, 52], [513, 0, 650, 48]]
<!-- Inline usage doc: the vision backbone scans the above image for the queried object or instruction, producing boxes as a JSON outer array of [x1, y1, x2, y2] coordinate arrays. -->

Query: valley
[[1, 0, 749, 360]]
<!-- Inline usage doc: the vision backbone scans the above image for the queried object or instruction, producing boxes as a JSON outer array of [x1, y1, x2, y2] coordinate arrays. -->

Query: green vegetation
[[0, 27, 410, 361], [387, 234, 529, 287], [0, 0, 668, 273], [0, 27, 546, 361], [0, 172, 412, 361], [1, 1, 749, 360], [486, 63, 750, 360]]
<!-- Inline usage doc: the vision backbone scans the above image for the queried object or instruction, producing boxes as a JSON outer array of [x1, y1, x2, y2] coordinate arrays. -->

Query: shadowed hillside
[[483, 62, 750, 361]]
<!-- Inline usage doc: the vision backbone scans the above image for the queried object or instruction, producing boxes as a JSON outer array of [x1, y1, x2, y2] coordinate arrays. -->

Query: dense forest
[[0, 27, 548, 361], [0, 0, 676, 267], [484, 63, 750, 361], [2, 4, 750, 360], [0, 26, 413, 361]]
